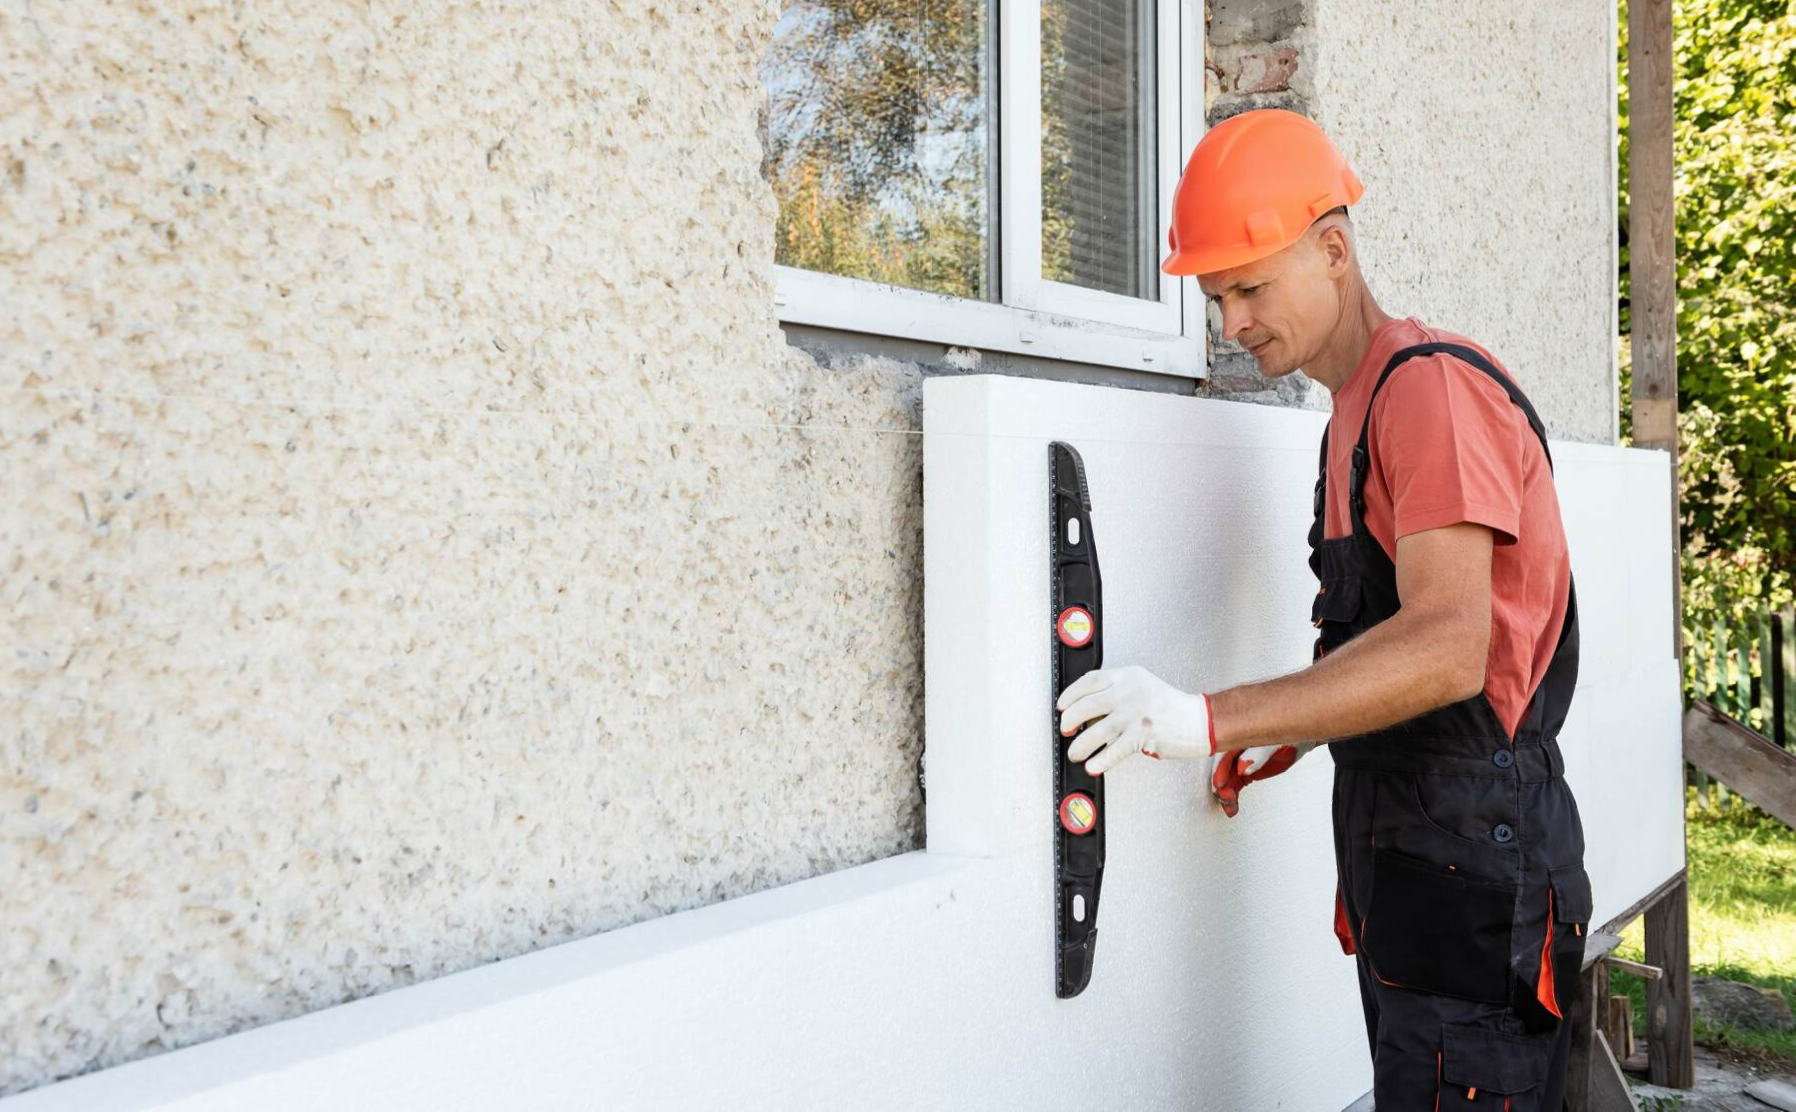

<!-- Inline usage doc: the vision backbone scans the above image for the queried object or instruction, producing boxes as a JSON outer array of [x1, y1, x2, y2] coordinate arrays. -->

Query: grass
[[1609, 789, 1796, 1066]]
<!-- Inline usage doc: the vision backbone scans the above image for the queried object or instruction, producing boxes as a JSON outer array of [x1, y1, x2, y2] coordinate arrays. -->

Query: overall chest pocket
[[1311, 574, 1364, 627]]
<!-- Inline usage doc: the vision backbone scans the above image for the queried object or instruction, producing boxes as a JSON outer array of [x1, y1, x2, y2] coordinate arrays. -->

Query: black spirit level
[[1050, 441, 1104, 999]]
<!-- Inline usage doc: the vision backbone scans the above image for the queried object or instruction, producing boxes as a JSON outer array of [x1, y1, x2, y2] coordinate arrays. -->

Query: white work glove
[[1056, 665, 1215, 777]]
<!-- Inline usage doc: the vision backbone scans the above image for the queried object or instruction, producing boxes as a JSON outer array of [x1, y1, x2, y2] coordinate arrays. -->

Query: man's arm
[[1207, 522, 1494, 750]]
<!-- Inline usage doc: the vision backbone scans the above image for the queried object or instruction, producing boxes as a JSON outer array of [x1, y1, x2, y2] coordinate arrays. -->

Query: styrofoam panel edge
[[923, 375, 1005, 856]]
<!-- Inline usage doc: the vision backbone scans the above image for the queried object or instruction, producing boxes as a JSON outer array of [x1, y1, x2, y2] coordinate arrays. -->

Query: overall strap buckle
[[1348, 444, 1370, 518]]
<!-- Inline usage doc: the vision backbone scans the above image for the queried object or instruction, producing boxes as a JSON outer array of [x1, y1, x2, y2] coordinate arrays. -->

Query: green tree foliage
[[1619, 0, 1796, 651], [762, 0, 990, 299]]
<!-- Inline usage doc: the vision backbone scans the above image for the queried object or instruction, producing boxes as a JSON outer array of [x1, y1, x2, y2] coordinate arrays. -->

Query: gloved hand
[[1209, 743, 1316, 817], [1056, 665, 1215, 777]]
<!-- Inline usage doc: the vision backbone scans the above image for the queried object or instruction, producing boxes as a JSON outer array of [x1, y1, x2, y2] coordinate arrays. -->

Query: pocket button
[[1493, 750, 1515, 769], [1492, 823, 1515, 844]]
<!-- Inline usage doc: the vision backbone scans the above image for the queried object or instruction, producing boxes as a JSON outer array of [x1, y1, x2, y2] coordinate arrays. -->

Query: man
[[1054, 109, 1592, 1110]]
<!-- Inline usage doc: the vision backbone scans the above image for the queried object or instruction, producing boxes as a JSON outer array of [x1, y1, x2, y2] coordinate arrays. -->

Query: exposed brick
[[1233, 48, 1298, 94], [1204, 60, 1226, 110], [1200, 351, 1320, 408], [1208, 0, 1307, 47]]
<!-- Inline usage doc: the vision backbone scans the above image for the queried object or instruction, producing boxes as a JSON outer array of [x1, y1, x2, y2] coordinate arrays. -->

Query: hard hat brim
[[1160, 239, 1291, 278]]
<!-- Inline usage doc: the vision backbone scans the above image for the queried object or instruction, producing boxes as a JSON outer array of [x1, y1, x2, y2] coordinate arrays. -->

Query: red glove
[[1208, 744, 1310, 818]]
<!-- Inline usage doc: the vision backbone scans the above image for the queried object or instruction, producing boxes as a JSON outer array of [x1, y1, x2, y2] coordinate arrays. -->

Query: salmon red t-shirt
[[1322, 318, 1573, 739]]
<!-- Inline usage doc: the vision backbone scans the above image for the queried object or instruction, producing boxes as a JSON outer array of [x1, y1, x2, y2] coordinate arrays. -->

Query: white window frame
[[772, 0, 1206, 379]]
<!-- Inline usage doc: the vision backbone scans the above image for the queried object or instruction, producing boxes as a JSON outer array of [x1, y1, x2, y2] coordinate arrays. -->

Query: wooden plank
[[1571, 956, 1646, 1112], [1597, 867, 1688, 938], [1684, 699, 1796, 828], [1645, 877, 1696, 1089], [1604, 956, 1664, 981], [1604, 995, 1629, 1061], [1583, 929, 1626, 971], [1591, 1030, 1644, 1112], [1627, 0, 1681, 654], [1568, 958, 1604, 1110]]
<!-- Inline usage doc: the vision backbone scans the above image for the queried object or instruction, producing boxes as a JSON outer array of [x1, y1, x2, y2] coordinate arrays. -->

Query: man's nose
[[1220, 302, 1252, 342]]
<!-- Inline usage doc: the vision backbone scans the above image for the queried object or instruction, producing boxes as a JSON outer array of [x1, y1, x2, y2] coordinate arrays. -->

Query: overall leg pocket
[[1362, 847, 1515, 1003], [1516, 862, 1595, 1029], [1437, 1022, 1559, 1110]]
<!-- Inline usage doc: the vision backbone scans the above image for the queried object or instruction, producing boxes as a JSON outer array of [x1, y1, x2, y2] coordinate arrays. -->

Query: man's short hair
[[1305, 205, 1351, 241]]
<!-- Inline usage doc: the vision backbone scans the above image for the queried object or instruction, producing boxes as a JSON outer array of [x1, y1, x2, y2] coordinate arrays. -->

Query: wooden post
[[1568, 952, 1607, 1109], [1645, 877, 1696, 1089], [1627, 0, 1679, 470], [1627, 0, 1694, 1088]]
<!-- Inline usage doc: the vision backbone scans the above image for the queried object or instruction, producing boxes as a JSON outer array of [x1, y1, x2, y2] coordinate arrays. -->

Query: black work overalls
[[1310, 344, 1594, 1111]]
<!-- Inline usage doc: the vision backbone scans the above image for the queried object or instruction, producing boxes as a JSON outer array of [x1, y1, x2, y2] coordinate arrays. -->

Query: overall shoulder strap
[[1355, 342, 1581, 743], [1306, 421, 1331, 576], [1355, 342, 1554, 468], [1347, 342, 1555, 522]]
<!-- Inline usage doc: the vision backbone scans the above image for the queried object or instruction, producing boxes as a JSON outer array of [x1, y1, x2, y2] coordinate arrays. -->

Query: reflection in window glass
[[762, 0, 993, 300], [1042, 0, 1157, 300]]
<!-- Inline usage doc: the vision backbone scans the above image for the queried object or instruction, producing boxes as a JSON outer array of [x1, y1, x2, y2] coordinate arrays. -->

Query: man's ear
[[1317, 220, 1353, 278]]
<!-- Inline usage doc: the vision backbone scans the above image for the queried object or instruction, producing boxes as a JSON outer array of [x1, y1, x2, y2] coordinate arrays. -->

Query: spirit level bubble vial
[[1059, 791, 1097, 835]]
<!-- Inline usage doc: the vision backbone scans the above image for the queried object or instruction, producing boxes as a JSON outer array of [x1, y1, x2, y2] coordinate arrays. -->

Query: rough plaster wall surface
[[1308, 0, 1618, 443], [0, 1, 927, 1095]]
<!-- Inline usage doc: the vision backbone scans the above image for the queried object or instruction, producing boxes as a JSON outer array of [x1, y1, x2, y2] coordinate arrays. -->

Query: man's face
[[1197, 230, 1337, 379]]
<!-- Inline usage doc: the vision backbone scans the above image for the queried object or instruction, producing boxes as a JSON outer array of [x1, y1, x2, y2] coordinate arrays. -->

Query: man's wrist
[[1203, 692, 1220, 752]]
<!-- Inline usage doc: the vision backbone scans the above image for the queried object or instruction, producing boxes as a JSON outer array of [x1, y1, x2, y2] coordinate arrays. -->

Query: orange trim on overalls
[[1333, 885, 1357, 955], [1359, 917, 1408, 989], [1536, 889, 1561, 1019]]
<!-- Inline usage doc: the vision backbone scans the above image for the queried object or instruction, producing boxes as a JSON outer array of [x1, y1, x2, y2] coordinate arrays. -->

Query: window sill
[[774, 264, 1204, 380]]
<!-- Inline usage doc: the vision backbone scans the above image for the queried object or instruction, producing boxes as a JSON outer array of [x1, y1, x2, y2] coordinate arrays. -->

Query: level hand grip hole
[[1066, 517, 1081, 547], [1072, 894, 1087, 922]]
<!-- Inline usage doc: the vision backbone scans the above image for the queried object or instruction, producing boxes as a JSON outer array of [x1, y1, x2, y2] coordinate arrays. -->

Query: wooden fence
[[1686, 609, 1795, 808]]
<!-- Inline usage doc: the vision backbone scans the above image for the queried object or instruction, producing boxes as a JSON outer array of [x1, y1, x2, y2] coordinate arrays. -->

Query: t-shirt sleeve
[[1371, 356, 1531, 546]]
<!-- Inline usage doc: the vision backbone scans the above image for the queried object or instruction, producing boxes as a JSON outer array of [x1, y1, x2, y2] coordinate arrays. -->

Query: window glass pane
[[1041, 0, 1157, 300], [763, 0, 994, 300]]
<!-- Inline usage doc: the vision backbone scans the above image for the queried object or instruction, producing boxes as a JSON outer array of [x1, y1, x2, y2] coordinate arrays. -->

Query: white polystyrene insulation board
[[923, 377, 1683, 926], [3, 374, 1682, 1112]]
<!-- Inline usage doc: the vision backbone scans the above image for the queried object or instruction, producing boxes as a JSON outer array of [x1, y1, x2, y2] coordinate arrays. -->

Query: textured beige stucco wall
[[0, 1, 924, 1095], [1308, 0, 1619, 443]]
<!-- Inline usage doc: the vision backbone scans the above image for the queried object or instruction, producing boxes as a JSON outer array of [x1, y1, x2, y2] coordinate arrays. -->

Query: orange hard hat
[[1161, 109, 1364, 277]]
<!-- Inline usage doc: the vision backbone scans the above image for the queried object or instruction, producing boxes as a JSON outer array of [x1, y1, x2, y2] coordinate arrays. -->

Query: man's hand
[[1209, 743, 1315, 817], [1056, 665, 1214, 777]]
